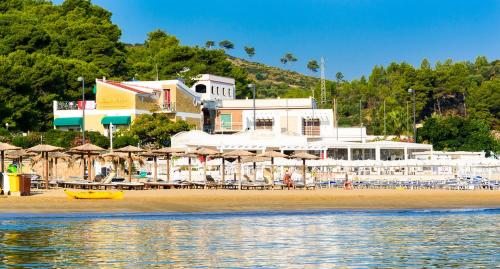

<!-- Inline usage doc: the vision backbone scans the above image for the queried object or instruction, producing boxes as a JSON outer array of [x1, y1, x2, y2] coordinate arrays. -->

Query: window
[[222, 88, 226, 96], [220, 114, 232, 130], [302, 118, 320, 136], [211, 86, 214, 94], [195, 84, 207, 93], [217, 87, 219, 95], [351, 148, 376, 160], [256, 119, 273, 130]]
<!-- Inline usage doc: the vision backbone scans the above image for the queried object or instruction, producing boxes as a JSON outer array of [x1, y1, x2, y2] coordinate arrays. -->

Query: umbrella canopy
[[70, 143, 105, 152], [257, 151, 288, 158], [152, 147, 184, 182], [0, 143, 21, 174], [27, 144, 63, 153], [140, 150, 160, 181], [70, 143, 104, 182], [5, 149, 34, 174], [222, 150, 255, 189], [290, 152, 319, 186], [257, 151, 287, 186], [5, 149, 35, 159], [242, 156, 270, 163], [27, 144, 63, 189], [115, 145, 144, 153], [222, 150, 255, 158], [0, 142, 20, 151], [114, 145, 144, 182], [289, 152, 319, 160], [194, 147, 220, 156]]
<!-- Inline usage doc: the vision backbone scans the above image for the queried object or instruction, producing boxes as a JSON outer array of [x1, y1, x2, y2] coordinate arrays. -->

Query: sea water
[[0, 208, 499, 268]]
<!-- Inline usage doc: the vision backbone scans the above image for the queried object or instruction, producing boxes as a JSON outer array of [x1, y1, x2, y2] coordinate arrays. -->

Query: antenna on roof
[[155, 63, 159, 81], [320, 57, 326, 104]]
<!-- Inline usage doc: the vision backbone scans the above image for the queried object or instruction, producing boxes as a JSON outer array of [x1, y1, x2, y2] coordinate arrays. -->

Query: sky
[[55, 0, 499, 80]]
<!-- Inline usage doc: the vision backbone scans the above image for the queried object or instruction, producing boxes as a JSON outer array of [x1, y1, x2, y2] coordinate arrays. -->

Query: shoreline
[[1, 189, 499, 214]]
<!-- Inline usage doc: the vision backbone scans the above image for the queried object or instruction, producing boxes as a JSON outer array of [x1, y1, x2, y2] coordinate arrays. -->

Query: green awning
[[101, 116, 131, 125], [54, 117, 82, 126]]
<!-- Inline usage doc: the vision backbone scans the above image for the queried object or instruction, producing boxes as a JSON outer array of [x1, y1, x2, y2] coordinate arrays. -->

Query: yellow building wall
[[135, 95, 159, 111], [96, 83, 136, 110], [172, 86, 200, 114]]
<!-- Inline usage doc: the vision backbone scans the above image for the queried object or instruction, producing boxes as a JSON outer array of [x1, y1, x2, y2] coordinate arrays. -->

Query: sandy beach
[[0, 189, 499, 213]]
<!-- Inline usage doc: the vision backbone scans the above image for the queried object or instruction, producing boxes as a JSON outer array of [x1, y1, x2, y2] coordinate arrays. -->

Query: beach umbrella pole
[[45, 152, 49, 189], [203, 156, 207, 188], [238, 157, 242, 190], [188, 157, 192, 183], [221, 157, 225, 184], [166, 155, 170, 182], [128, 152, 132, 182], [1, 151, 4, 173], [271, 157, 274, 187], [302, 159, 306, 186], [153, 156, 158, 182], [253, 162, 257, 182]]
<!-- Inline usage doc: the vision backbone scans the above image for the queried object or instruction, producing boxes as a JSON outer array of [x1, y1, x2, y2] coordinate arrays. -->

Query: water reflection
[[0, 209, 499, 268]]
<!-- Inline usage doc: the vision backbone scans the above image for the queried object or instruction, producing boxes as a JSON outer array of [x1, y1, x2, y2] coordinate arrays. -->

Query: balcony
[[214, 121, 244, 133], [55, 101, 96, 111], [161, 102, 176, 112]]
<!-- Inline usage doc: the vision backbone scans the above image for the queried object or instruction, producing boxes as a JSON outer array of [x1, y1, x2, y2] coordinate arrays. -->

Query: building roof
[[97, 79, 155, 94]]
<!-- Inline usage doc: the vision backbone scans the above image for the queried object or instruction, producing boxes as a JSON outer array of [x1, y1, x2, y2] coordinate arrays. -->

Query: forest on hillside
[[0, 0, 498, 153]]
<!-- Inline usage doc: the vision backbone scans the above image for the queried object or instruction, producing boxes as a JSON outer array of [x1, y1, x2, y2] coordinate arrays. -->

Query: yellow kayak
[[64, 190, 124, 199]]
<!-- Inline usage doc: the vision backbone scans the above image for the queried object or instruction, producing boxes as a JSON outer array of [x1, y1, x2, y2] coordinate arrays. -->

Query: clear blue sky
[[55, 0, 499, 80]]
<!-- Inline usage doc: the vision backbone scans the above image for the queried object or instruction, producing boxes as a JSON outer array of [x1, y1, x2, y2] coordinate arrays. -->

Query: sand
[[0, 189, 499, 214]]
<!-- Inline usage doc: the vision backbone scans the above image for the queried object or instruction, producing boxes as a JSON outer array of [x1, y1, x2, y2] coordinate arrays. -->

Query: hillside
[[228, 57, 323, 93]]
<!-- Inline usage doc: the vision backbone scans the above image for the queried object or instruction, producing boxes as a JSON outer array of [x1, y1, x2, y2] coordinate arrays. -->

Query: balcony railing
[[56, 101, 96, 110], [214, 121, 245, 133], [161, 102, 176, 112]]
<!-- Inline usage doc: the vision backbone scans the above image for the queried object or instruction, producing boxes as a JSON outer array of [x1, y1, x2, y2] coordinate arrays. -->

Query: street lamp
[[408, 88, 416, 143], [77, 76, 85, 144], [248, 84, 256, 130], [5, 123, 8, 131]]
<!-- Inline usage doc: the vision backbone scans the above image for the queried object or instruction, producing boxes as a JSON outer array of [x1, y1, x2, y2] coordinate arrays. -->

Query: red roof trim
[[97, 79, 150, 94]]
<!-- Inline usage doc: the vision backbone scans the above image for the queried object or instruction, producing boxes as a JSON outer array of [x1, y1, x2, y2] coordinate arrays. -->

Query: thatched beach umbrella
[[6, 149, 35, 174], [242, 156, 270, 182], [140, 150, 160, 182], [194, 147, 220, 186], [153, 147, 185, 182], [0, 142, 20, 173], [290, 152, 319, 186], [27, 144, 63, 189], [222, 150, 255, 189], [257, 150, 288, 186], [174, 151, 198, 183], [71, 143, 105, 182], [115, 145, 144, 182]]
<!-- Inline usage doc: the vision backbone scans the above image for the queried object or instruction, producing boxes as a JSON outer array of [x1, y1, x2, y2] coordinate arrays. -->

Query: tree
[[205, 40, 215, 49], [307, 60, 319, 73], [219, 40, 234, 50], [281, 53, 297, 69], [119, 113, 193, 147], [419, 115, 499, 156], [335, 72, 344, 83], [244, 46, 255, 58]]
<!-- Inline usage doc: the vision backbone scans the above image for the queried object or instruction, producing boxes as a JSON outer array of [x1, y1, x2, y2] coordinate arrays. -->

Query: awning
[[101, 116, 131, 125], [54, 117, 82, 126]]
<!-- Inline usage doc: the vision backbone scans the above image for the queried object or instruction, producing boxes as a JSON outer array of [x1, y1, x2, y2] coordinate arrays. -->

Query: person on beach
[[344, 173, 353, 190], [283, 169, 293, 190]]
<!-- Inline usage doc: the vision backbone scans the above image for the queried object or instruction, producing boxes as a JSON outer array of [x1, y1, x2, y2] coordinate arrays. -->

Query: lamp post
[[408, 88, 416, 143], [248, 84, 256, 130], [5, 123, 8, 131], [77, 76, 85, 144]]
